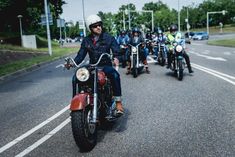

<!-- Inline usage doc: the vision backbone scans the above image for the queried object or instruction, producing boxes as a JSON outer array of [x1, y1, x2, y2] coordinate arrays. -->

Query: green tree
[[142, 1, 176, 32], [0, 0, 65, 37]]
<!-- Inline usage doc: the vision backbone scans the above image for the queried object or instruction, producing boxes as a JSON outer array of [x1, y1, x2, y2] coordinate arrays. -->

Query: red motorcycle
[[63, 53, 121, 151]]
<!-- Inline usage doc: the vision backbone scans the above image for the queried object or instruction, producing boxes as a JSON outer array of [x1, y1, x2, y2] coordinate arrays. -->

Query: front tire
[[132, 56, 138, 78], [158, 51, 165, 66], [133, 67, 138, 78], [178, 60, 183, 81], [71, 108, 97, 152]]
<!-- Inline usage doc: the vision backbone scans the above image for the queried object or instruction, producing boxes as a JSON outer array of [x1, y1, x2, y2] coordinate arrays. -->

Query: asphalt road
[[0, 36, 235, 157]]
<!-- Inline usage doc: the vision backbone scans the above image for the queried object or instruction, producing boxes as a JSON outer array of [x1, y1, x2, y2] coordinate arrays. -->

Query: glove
[[64, 63, 73, 70]]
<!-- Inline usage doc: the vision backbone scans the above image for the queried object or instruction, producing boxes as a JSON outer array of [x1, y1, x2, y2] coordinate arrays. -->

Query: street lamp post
[[17, 15, 23, 46], [64, 22, 67, 40], [123, 10, 126, 30], [142, 10, 154, 32], [178, 0, 181, 32], [207, 10, 227, 35], [44, 0, 52, 56], [187, 7, 189, 34], [81, 0, 86, 36], [128, 4, 131, 30]]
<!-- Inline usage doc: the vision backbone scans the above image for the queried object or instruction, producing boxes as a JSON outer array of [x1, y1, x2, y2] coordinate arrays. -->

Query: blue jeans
[[154, 46, 167, 58]]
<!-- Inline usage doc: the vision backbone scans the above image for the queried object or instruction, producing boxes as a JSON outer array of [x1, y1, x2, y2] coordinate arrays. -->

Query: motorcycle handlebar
[[65, 53, 112, 68], [90, 53, 111, 67], [128, 43, 142, 47]]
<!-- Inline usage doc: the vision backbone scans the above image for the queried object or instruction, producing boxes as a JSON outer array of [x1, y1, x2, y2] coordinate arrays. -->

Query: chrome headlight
[[132, 47, 137, 53], [76, 67, 90, 82], [176, 45, 183, 52]]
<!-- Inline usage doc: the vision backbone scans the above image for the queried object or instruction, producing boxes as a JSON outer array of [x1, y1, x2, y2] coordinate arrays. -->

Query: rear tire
[[71, 108, 97, 152]]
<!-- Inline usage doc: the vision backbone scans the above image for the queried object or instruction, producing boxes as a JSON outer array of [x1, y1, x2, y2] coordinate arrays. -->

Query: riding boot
[[188, 65, 194, 73], [116, 101, 124, 115], [126, 61, 131, 75], [143, 60, 150, 74], [166, 52, 171, 69], [183, 52, 194, 73]]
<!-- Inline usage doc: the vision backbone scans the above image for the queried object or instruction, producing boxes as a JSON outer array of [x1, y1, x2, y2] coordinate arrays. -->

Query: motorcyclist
[[117, 30, 130, 45], [126, 27, 150, 74], [145, 29, 154, 55], [145, 29, 152, 40], [66, 14, 124, 115], [116, 30, 130, 68], [152, 28, 167, 59], [166, 24, 194, 73]]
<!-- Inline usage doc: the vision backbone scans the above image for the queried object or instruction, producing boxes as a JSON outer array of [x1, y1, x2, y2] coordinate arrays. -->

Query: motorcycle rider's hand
[[64, 63, 73, 70]]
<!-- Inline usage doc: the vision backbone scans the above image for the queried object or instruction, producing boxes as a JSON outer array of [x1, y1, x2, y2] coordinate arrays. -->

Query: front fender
[[70, 93, 92, 111]]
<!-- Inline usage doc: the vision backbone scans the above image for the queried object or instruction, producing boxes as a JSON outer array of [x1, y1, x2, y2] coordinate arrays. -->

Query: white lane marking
[[15, 118, 71, 157], [192, 63, 235, 86], [192, 63, 235, 80], [224, 52, 231, 55], [56, 64, 64, 68], [201, 50, 210, 55], [0, 105, 70, 153], [189, 51, 227, 61], [147, 56, 157, 64]]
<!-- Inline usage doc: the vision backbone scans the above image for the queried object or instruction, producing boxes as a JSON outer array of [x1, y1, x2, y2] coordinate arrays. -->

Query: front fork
[[131, 48, 139, 69], [92, 68, 98, 123]]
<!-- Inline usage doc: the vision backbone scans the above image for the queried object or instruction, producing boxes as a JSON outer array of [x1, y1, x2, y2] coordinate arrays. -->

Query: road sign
[[79, 20, 85, 29], [40, 14, 53, 25], [57, 19, 65, 27]]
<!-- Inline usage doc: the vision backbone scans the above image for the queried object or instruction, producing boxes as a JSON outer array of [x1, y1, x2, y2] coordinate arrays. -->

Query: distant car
[[184, 32, 195, 39], [192, 32, 209, 40], [182, 34, 191, 44]]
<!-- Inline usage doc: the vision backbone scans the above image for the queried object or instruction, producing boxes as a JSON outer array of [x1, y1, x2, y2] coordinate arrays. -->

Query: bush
[[36, 35, 59, 48]]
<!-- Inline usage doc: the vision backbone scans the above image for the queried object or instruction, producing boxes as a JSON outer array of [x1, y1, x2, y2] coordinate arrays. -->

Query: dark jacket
[[74, 32, 120, 66]]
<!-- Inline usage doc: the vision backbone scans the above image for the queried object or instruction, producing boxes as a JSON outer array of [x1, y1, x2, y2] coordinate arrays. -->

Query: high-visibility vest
[[167, 32, 182, 41], [167, 33, 175, 42]]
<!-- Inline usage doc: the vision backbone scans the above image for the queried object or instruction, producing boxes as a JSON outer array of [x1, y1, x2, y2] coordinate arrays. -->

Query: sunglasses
[[91, 23, 102, 28]]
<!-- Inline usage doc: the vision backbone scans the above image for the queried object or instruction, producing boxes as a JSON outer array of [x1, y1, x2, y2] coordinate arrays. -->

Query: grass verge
[[207, 38, 235, 47], [0, 46, 79, 77], [190, 24, 235, 34]]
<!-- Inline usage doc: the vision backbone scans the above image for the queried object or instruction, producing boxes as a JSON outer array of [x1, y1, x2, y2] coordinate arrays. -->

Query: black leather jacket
[[74, 32, 120, 66]]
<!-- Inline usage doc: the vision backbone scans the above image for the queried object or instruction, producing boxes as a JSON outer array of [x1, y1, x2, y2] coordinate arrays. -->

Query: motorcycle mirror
[[64, 57, 69, 62]]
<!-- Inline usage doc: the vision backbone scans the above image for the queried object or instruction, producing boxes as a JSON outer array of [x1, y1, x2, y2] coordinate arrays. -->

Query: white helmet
[[85, 14, 102, 32]]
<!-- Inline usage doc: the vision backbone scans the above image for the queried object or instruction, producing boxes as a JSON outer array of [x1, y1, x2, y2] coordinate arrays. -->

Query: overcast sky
[[61, 0, 204, 23]]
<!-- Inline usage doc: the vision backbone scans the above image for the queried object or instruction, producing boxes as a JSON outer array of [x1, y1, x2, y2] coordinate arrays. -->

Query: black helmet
[[169, 24, 178, 32], [132, 27, 140, 34], [154, 27, 161, 33], [120, 30, 126, 35]]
